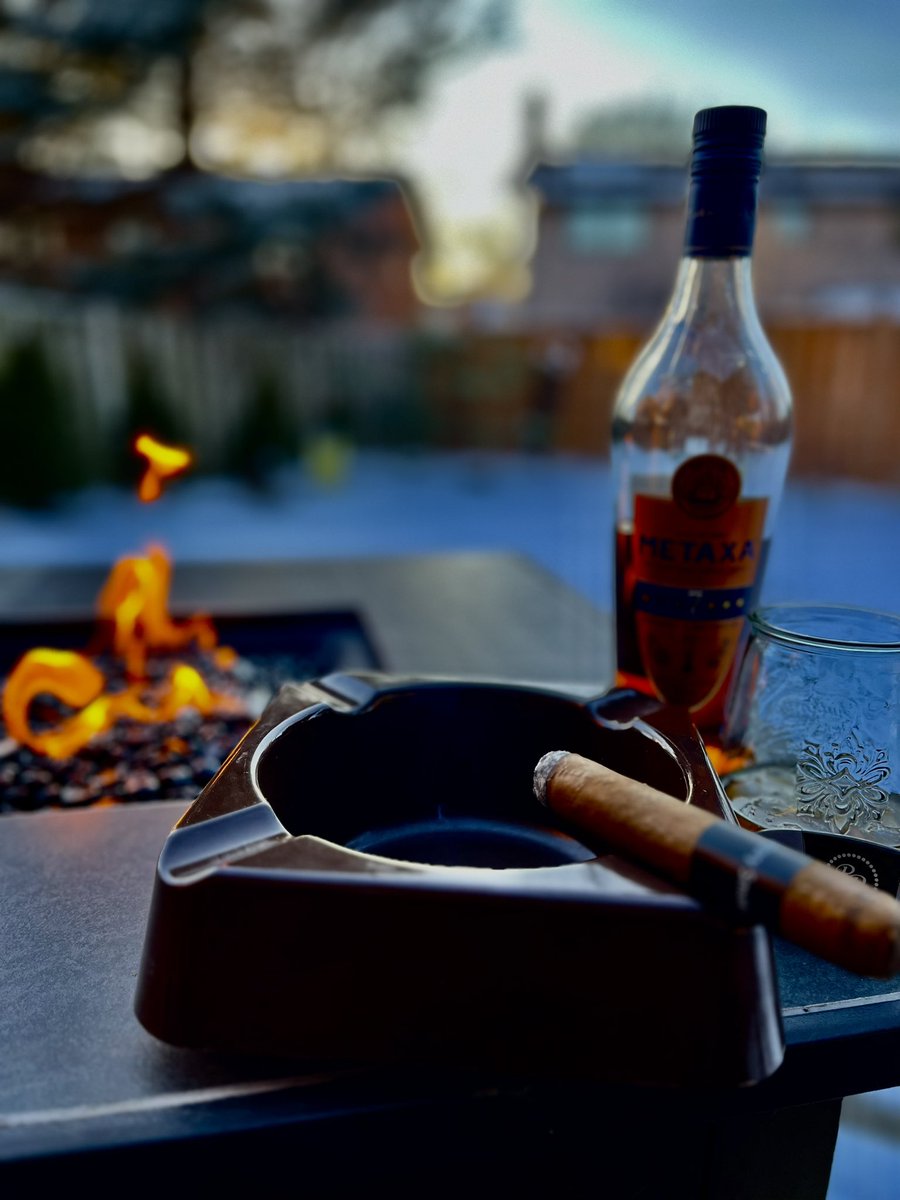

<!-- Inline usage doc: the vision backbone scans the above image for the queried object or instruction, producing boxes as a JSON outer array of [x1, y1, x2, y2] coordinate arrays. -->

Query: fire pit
[[0, 435, 379, 813], [0, 610, 378, 812]]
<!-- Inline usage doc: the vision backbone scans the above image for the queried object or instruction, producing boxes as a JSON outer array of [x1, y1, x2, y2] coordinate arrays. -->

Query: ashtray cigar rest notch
[[135, 673, 784, 1088]]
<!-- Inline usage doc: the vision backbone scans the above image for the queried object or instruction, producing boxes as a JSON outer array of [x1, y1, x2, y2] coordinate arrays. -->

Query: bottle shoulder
[[612, 312, 792, 453], [613, 257, 792, 430], [617, 306, 789, 396]]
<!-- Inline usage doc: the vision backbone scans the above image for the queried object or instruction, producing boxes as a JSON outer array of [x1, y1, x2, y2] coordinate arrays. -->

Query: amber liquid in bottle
[[611, 107, 792, 739], [615, 525, 772, 727]]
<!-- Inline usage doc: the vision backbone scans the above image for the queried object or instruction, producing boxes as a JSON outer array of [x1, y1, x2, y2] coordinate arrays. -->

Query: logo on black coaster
[[827, 851, 880, 889]]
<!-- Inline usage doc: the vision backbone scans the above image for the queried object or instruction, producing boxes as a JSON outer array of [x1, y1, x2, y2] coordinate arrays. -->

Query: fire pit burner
[[0, 611, 378, 813]]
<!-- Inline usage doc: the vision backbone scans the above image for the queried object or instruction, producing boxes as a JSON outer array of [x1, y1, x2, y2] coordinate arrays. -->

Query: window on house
[[565, 204, 649, 255], [771, 201, 811, 242]]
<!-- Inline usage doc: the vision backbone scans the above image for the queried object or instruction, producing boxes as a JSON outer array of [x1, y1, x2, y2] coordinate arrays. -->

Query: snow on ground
[[0, 450, 898, 618]]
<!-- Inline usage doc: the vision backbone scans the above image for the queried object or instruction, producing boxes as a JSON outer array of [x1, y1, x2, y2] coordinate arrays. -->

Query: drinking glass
[[720, 605, 900, 848]]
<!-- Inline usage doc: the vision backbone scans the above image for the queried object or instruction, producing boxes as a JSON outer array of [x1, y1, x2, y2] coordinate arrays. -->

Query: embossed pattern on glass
[[722, 605, 900, 847]]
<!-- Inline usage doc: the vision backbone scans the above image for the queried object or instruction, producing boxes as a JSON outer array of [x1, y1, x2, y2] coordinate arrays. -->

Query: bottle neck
[[684, 169, 760, 258], [666, 256, 758, 329]]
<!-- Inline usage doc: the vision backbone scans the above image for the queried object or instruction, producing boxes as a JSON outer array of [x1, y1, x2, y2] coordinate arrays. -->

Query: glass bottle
[[611, 106, 793, 736]]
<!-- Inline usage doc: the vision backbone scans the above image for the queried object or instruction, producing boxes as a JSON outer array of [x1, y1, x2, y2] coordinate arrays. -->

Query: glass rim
[[749, 603, 900, 653]]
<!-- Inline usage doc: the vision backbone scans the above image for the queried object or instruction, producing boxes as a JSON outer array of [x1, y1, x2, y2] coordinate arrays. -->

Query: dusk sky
[[565, 0, 900, 149], [400, 0, 900, 299]]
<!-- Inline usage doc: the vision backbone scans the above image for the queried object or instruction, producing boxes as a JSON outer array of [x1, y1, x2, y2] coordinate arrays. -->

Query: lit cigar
[[534, 751, 900, 978]]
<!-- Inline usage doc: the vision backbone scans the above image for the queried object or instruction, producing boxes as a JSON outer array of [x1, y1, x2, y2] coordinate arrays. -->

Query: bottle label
[[629, 455, 767, 711]]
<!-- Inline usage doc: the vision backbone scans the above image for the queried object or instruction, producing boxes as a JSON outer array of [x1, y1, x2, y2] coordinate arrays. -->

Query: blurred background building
[[0, 0, 898, 508]]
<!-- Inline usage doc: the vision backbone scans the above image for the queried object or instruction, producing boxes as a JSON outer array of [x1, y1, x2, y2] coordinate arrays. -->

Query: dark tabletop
[[1, 553, 898, 1185]]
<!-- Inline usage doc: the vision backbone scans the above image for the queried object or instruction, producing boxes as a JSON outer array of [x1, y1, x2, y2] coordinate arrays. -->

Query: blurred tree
[[0, 0, 207, 173], [196, 0, 510, 171], [0, 336, 87, 507], [223, 370, 298, 491], [0, 0, 510, 177]]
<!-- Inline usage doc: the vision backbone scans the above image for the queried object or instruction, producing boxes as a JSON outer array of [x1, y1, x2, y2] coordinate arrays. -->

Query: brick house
[[521, 158, 900, 330], [0, 164, 423, 324]]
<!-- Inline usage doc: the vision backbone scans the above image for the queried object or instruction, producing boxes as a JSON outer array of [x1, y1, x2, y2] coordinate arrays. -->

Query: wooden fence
[[1, 298, 897, 491], [769, 323, 900, 482], [436, 323, 900, 484]]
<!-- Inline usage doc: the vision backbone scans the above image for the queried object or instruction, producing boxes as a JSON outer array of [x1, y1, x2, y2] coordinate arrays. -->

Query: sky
[[13, 0, 900, 302], [585, 0, 900, 145], [397, 0, 900, 299]]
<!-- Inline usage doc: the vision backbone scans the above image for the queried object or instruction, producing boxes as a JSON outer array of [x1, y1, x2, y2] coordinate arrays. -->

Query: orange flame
[[1, 437, 242, 763], [1, 649, 233, 761], [135, 434, 192, 503], [97, 544, 217, 679], [3, 649, 109, 760]]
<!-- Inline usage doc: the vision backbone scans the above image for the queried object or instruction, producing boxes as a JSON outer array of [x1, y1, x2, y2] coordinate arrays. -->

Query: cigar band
[[690, 823, 806, 924]]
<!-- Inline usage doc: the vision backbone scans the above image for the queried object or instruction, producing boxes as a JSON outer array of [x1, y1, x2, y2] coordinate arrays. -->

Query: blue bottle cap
[[693, 106, 767, 144], [691, 106, 767, 175]]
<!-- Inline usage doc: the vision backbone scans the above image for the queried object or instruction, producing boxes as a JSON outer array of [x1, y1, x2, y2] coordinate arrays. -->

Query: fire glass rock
[[0, 649, 300, 813]]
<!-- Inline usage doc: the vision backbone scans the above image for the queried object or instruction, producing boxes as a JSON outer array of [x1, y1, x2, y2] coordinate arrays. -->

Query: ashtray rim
[[158, 673, 728, 892], [136, 673, 784, 1087]]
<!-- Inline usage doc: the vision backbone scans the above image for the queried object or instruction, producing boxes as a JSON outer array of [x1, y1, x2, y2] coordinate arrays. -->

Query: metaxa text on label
[[629, 455, 768, 711], [637, 534, 758, 568]]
